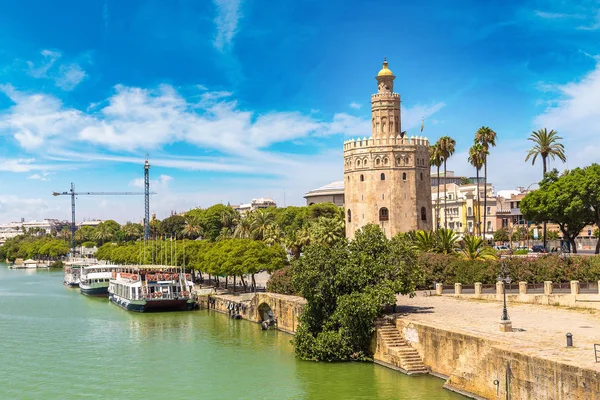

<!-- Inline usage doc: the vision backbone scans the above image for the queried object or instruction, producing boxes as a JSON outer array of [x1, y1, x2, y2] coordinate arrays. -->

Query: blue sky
[[1, 0, 599, 223]]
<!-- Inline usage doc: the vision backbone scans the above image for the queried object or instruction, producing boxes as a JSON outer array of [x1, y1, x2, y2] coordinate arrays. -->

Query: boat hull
[[80, 285, 109, 297], [64, 281, 80, 287], [109, 293, 195, 312]]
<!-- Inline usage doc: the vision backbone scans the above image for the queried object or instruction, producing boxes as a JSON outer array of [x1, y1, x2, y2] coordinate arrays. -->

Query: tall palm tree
[[437, 136, 456, 229], [468, 143, 487, 238], [475, 126, 497, 240], [182, 216, 202, 239], [309, 217, 345, 246], [459, 235, 497, 261], [94, 223, 113, 245], [233, 217, 252, 239], [525, 128, 567, 249], [250, 209, 275, 240], [429, 144, 444, 230]]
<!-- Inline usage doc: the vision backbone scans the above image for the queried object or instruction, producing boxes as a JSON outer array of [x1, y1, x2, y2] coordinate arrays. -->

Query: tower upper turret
[[371, 59, 401, 139]]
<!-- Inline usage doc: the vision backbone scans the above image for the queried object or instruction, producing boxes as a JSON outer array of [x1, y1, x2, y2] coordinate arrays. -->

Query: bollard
[[544, 281, 553, 295], [570, 281, 580, 295], [566, 333, 573, 347], [474, 282, 482, 296], [435, 283, 443, 295], [496, 281, 504, 295], [455, 283, 462, 295], [519, 281, 528, 295]]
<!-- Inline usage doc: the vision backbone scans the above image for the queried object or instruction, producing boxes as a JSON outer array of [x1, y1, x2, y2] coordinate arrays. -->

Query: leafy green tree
[[413, 230, 436, 252], [75, 226, 96, 245], [159, 215, 186, 238], [521, 170, 592, 253], [493, 228, 509, 242], [181, 216, 202, 239], [437, 136, 456, 228], [429, 143, 444, 230], [574, 164, 600, 254], [233, 217, 252, 239], [292, 224, 421, 362], [475, 126, 497, 240], [459, 235, 497, 261], [468, 143, 487, 237], [122, 222, 143, 241]]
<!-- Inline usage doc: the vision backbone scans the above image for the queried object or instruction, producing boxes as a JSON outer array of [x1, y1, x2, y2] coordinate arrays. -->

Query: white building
[[0, 219, 66, 245], [232, 198, 277, 215]]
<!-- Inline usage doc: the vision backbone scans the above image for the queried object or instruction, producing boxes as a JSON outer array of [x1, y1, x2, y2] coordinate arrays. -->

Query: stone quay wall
[[395, 319, 600, 400], [197, 291, 305, 334]]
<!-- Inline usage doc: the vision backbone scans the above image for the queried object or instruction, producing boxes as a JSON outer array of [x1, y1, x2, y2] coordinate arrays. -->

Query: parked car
[[531, 245, 547, 253], [494, 245, 509, 250]]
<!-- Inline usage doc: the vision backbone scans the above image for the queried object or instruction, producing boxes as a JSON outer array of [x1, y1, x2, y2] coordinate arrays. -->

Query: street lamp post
[[498, 261, 513, 331]]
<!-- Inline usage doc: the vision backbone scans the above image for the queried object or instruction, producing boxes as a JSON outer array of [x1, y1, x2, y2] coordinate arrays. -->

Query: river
[[0, 265, 466, 399]]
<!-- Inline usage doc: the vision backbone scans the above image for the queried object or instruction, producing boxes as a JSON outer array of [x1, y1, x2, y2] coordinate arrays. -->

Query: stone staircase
[[377, 323, 428, 375]]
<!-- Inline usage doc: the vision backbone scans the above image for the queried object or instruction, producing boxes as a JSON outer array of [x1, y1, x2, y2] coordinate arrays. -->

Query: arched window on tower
[[420, 172, 423, 180], [347, 210, 352, 223], [360, 174, 364, 182], [379, 207, 389, 221], [402, 172, 407, 180], [421, 207, 427, 221], [381, 173, 385, 180]]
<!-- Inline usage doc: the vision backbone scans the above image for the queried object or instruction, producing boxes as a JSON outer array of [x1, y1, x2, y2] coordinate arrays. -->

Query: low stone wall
[[436, 281, 600, 311], [396, 319, 600, 399], [197, 291, 306, 334]]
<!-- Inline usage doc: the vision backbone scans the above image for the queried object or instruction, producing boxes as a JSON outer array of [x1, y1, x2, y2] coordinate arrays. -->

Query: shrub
[[266, 265, 297, 295]]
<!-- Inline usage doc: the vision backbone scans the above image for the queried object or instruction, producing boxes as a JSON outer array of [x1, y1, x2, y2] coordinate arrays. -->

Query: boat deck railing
[[131, 292, 192, 301]]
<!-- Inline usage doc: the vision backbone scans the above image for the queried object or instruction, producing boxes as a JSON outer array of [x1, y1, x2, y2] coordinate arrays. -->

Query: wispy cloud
[[27, 172, 52, 181], [213, 0, 243, 52], [25, 50, 87, 91], [534, 11, 584, 20], [129, 174, 173, 190], [349, 102, 361, 109]]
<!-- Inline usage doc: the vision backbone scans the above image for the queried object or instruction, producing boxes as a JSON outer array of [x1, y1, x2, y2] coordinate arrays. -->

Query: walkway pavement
[[396, 293, 600, 372]]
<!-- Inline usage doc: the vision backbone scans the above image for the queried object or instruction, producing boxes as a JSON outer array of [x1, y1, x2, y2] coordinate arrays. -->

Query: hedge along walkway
[[395, 293, 600, 372]]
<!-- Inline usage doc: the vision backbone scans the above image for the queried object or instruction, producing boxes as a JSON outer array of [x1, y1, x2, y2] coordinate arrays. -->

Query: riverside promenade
[[394, 293, 600, 398]]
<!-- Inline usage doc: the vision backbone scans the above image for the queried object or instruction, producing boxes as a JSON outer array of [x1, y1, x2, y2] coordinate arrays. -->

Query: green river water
[[0, 265, 467, 400]]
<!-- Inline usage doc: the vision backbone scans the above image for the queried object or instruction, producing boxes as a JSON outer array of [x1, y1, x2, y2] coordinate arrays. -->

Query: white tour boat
[[108, 265, 196, 312], [79, 265, 115, 296], [63, 262, 84, 287]]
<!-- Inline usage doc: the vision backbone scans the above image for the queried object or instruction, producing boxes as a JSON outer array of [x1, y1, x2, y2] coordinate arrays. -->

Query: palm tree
[[182, 216, 202, 239], [263, 224, 283, 246], [525, 128, 567, 249], [233, 217, 252, 239], [250, 209, 275, 240], [437, 136, 456, 229], [309, 217, 345, 246], [435, 228, 458, 254], [468, 143, 487, 238], [413, 230, 436, 252], [429, 144, 444, 230], [459, 235, 497, 261], [94, 223, 113, 245], [474, 126, 497, 240]]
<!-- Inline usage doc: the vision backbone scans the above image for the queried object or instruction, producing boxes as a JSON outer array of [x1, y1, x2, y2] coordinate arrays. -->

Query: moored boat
[[108, 265, 196, 312], [80, 265, 114, 296], [63, 263, 83, 287]]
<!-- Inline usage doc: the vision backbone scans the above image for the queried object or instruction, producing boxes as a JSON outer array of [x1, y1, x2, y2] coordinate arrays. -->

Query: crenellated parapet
[[343, 135, 430, 150]]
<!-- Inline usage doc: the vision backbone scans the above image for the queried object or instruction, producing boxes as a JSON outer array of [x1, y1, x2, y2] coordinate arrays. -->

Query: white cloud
[[349, 102, 361, 109], [55, 64, 87, 90], [213, 0, 243, 52], [402, 102, 446, 134], [0, 195, 57, 224], [27, 172, 51, 181], [534, 11, 584, 20], [24, 50, 87, 91]]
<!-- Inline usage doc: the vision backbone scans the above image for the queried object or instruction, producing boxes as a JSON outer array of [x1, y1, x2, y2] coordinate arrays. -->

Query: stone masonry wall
[[396, 319, 600, 400]]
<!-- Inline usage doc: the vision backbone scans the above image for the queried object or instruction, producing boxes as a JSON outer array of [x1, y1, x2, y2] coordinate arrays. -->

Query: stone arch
[[375, 157, 381, 166], [402, 172, 407, 180], [381, 117, 387, 133], [360, 174, 364, 182], [380, 173, 385, 180], [421, 206, 427, 221], [363, 158, 368, 167], [257, 302, 274, 322], [356, 159, 361, 167], [383, 157, 389, 165]]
